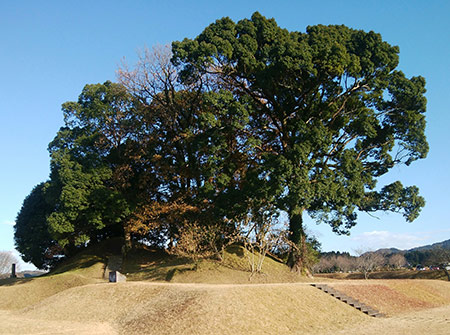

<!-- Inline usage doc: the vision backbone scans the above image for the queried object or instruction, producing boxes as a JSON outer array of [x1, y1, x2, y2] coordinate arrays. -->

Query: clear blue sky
[[1, 1, 449, 268]]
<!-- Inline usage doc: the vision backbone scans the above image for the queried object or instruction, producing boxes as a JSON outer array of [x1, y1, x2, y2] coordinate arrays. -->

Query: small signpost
[[10, 263, 16, 278]]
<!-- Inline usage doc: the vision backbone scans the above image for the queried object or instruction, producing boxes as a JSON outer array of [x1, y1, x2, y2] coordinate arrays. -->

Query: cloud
[[1, 221, 15, 226], [351, 230, 431, 250]]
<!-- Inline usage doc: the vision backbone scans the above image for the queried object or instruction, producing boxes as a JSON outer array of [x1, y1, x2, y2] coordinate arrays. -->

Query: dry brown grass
[[330, 279, 450, 316], [3, 279, 449, 334], [0, 261, 105, 310], [0, 311, 115, 335], [3, 282, 367, 334], [323, 304, 450, 335], [122, 244, 311, 284], [1, 242, 449, 334]]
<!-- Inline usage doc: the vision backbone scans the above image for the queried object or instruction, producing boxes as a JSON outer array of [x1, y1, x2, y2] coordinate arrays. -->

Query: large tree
[[15, 183, 58, 269], [172, 12, 428, 270], [118, 46, 261, 250], [44, 81, 142, 252]]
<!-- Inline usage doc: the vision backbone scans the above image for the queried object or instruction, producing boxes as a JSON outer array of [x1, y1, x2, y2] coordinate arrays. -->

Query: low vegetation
[[316, 269, 450, 281], [122, 244, 306, 284], [313, 246, 450, 280], [329, 280, 450, 316]]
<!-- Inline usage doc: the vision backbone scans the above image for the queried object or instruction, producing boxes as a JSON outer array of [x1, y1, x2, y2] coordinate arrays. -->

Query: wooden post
[[11, 263, 16, 278]]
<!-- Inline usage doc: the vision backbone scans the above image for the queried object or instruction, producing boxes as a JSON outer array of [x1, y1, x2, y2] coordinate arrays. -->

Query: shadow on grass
[[50, 255, 106, 275], [226, 244, 244, 257], [0, 277, 35, 287], [164, 266, 198, 281]]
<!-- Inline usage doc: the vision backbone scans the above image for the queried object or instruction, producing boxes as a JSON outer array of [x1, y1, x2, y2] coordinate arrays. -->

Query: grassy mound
[[9, 282, 366, 334], [122, 244, 305, 284], [1, 238, 450, 334], [0, 239, 304, 310], [0, 246, 107, 310], [5, 279, 449, 334]]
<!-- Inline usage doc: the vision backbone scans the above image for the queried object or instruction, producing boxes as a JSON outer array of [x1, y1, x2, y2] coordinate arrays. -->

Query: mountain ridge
[[372, 238, 450, 255]]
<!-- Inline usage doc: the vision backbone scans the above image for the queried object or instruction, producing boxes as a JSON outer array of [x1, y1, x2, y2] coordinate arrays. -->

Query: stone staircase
[[311, 283, 385, 318]]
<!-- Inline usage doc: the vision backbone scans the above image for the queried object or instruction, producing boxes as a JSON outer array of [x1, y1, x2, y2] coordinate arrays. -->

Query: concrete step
[[338, 295, 352, 303]]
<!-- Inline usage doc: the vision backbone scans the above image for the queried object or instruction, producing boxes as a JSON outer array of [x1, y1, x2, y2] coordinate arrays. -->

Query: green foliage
[[44, 82, 137, 251], [172, 12, 428, 248], [405, 249, 450, 267], [14, 183, 59, 269], [16, 14, 428, 273]]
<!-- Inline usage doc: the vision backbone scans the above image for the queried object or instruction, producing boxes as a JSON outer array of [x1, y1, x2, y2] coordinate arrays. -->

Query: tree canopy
[[15, 183, 57, 269], [15, 13, 427, 271], [172, 12, 428, 269]]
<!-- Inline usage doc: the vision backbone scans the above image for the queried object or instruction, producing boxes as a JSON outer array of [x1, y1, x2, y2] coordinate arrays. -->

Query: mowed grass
[[122, 244, 310, 284], [0, 240, 365, 334], [0, 253, 106, 310], [330, 279, 450, 316], [4, 282, 368, 335], [3, 278, 449, 334], [0, 241, 307, 312], [1, 240, 450, 334]]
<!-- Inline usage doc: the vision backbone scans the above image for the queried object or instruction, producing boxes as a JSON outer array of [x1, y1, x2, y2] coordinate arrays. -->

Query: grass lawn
[[1, 239, 449, 334]]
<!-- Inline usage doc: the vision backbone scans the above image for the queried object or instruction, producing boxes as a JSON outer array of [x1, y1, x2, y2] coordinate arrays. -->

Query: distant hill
[[368, 238, 450, 268], [409, 239, 450, 252], [374, 248, 402, 254], [371, 239, 450, 255]]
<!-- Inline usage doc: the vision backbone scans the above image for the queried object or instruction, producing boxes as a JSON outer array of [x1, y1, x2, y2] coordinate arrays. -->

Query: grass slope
[[122, 244, 308, 284], [0, 240, 304, 311], [6, 282, 367, 334], [329, 279, 450, 316], [1, 240, 450, 334], [3, 279, 450, 334], [0, 253, 106, 310]]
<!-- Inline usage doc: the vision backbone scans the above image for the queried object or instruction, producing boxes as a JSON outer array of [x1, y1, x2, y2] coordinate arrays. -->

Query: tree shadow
[[0, 277, 35, 287]]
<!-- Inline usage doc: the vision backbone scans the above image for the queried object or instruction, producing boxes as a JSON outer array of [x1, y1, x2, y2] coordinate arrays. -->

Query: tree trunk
[[443, 268, 450, 281], [123, 228, 132, 258], [287, 206, 305, 272]]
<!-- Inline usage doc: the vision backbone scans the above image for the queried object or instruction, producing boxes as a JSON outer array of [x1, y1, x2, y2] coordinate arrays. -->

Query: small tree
[[237, 208, 279, 276], [355, 249, 384, 279], [0, 251, 20, 276], [388, 253, 407, 269], [336, 255, 356, 273], [172, 224, 209, 267]]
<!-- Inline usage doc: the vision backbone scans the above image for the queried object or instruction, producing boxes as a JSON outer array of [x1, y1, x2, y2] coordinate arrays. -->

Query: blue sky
[[1, 1, 449, 269]]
